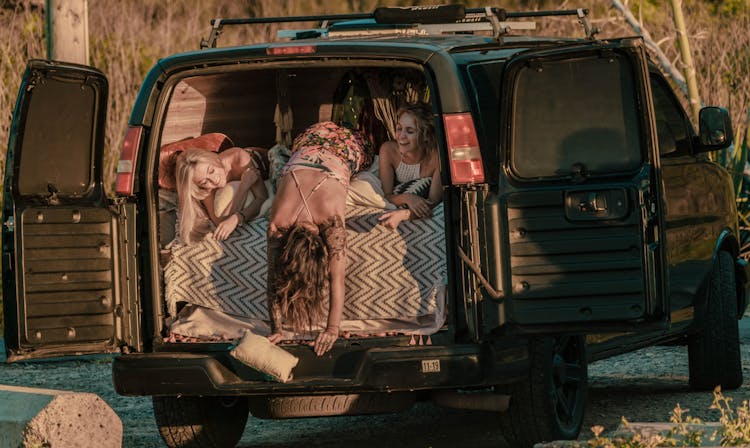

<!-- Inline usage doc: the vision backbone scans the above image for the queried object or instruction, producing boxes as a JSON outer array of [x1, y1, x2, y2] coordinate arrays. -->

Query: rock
[[0, 384, 122, 448]]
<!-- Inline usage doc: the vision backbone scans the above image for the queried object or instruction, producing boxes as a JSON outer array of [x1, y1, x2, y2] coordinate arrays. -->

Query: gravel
[[0, 318, 747, 448]]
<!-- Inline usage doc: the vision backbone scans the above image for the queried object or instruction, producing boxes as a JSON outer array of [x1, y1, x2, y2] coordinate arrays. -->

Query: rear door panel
[[467, 39, 668, 334], [2, 60, 137, 361]]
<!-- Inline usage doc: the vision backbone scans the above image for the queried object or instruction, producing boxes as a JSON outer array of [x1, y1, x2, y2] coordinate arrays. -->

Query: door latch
[[565, 189, 628, 221], [578, 192, 607, 213]]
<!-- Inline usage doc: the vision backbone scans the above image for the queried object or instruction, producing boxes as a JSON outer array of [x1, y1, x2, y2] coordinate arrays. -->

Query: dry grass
[[0, 0, 747, 325], [1, 1, 747, 189]]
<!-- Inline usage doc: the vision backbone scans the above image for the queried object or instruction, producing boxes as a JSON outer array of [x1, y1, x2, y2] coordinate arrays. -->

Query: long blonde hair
[[175, 149, 223, 244]]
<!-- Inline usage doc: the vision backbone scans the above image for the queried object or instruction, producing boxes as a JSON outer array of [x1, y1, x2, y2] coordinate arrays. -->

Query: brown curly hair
[[272, 225, 329, 332]]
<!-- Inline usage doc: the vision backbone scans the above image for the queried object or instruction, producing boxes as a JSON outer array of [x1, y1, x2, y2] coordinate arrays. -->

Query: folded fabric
[[346, 171, 395, 209], [229, 331, 299, 383]]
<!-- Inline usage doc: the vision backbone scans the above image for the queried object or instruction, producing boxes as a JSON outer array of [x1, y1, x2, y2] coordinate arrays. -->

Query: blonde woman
[[377, 102, 442, 229], [175, 147, 269, 244]]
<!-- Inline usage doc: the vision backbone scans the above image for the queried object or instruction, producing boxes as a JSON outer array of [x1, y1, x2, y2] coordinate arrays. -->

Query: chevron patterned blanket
[[164, 204, 446, 322]]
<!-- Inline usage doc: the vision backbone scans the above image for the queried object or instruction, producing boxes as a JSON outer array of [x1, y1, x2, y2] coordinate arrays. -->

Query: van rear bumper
[[112, 343, 529, 396]]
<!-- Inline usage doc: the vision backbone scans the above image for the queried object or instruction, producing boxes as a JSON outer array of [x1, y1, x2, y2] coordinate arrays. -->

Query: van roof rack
[[200, 5, 598, 49]]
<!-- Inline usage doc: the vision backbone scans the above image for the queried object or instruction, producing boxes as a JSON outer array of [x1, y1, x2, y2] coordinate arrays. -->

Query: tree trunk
[[45, 0, 89, 64]]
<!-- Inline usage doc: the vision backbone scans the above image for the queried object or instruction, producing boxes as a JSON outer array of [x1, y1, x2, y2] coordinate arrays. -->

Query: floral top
[[282, 121, 373, 187]]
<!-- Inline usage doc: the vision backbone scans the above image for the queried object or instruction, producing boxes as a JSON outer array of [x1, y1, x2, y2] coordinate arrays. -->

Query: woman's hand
[[401, 194, 432, 219], [267, 333, 283, 344], [378, 209, 411, 230], [213, 212, 241, 240], [314, 327, 339, 356]]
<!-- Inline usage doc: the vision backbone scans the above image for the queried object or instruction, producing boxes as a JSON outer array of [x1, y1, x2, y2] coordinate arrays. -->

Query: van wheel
[[248, 392, 415, 419], [152, 395, 249, 448], [498, 336, 588, 447], [688, 251, 743, 390]]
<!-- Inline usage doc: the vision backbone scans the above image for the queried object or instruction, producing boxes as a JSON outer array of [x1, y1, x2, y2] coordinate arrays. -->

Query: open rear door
[[2, 60, 137, 361], [477, 39, 669, 334]]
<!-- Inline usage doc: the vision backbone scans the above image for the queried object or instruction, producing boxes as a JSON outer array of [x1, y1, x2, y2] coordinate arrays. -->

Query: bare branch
[[610, 0, 688, 97]]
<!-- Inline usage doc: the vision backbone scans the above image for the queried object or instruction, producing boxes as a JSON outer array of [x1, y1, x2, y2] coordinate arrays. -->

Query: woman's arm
[[314, 251, 345, 356], [427, 157, 443, 205], [202, 193, 221, 225], [212, 168, 262, 241], [379, 142, 396, 198]]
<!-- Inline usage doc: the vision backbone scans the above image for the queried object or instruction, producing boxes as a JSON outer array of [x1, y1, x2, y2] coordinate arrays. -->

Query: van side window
[[650, 74, 694, 157]]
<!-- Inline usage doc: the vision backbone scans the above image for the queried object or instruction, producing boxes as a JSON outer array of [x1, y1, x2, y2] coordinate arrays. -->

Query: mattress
[[164, 203, 446, 326]]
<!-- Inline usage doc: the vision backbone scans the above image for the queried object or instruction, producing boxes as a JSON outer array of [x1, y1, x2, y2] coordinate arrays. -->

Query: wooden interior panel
[[160, 68, 355, 150]]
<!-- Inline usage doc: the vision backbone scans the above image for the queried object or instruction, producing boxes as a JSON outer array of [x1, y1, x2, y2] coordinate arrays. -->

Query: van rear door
[[2, 60, 139, 361], [467, 38, 669, 334]]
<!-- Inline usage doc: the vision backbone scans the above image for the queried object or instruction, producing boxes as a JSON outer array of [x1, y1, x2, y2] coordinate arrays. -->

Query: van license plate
[[421, 359, 440, 373]]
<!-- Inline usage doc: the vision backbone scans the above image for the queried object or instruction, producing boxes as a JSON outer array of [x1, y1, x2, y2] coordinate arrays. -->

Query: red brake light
[[266, 45, 317, 55], [444, 113, 484, 184], [115, 125, 143, 195]]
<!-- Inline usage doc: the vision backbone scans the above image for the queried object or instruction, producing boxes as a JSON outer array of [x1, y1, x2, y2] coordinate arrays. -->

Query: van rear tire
[[688, 251, 743, 390], [152, 395, 249, 448], [498, 336, 588, 448]]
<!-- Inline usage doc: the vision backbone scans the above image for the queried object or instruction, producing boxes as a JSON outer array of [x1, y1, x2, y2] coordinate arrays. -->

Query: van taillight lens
[[115, 125, 143, 195], [444, 113, 484, 184]]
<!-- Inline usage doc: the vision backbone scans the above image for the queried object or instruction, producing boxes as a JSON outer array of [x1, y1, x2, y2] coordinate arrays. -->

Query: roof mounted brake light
[[373, 4, 465, 24], [444, 113, 485, 185], [266, 45, 317, 55]]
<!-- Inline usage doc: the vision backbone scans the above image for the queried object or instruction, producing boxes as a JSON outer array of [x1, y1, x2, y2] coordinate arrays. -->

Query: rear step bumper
[[113, 343, 529, 396]]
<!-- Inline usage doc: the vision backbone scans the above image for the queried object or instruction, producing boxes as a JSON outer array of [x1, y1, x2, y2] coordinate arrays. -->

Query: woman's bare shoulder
[[427, 150, 441, 173], [220, 147, 252, 166], [379, 141, 399, 164]]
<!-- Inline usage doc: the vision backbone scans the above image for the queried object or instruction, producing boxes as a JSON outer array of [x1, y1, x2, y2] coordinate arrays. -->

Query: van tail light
[[444, 113, 485, 184], [115, 125, 143, 195]]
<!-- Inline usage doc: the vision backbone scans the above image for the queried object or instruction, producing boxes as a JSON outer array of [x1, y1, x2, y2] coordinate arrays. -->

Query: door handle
[[578, 192, 607, 213]]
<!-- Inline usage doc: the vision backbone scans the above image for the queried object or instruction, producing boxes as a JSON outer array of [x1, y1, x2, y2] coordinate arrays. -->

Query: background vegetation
[[0, 0, 748, 328]]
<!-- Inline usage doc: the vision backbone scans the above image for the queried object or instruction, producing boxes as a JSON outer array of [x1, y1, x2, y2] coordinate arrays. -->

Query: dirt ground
[[0, 318, 748, 448]]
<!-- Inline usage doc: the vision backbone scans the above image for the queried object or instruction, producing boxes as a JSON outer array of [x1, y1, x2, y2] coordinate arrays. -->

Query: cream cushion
[[229, 331, 299, 383]]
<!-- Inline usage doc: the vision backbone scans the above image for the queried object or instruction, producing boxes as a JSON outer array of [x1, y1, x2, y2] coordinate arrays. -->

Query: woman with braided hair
[[267, 121, 372, 356]]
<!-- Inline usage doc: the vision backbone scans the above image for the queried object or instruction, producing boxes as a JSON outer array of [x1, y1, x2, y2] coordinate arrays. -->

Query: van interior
[[153, 63, 450, 344]]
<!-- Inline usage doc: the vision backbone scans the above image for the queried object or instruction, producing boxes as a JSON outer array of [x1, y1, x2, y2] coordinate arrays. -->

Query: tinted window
[[466, 61, 505, 180], [512, 55, 642, 179], [18, 76, 96, 196], [651, 74, 692, 156]]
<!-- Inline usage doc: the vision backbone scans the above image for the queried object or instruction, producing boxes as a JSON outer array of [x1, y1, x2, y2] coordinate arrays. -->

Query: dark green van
[[3, 5, 746, 447]]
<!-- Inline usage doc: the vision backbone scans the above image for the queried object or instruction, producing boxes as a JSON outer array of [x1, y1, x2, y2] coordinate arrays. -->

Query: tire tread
[[688, 251, 743, 390]]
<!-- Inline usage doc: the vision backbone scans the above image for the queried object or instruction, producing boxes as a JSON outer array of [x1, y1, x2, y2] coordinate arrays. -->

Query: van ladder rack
[[200, 6, 595, 49]]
